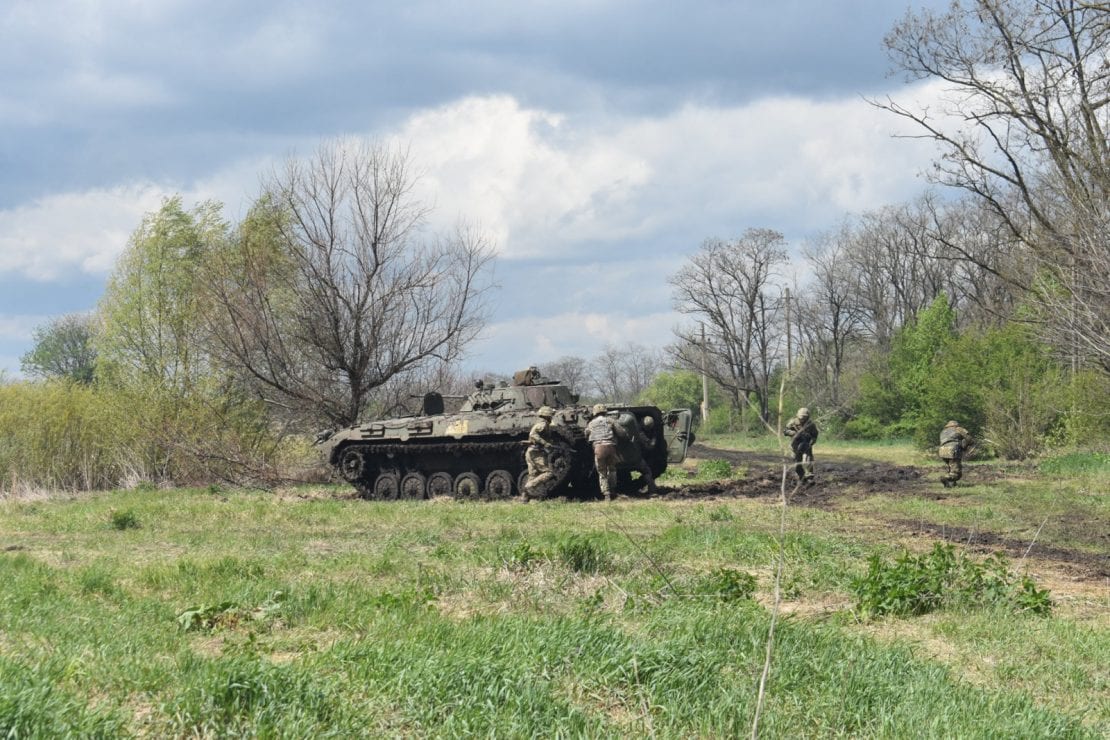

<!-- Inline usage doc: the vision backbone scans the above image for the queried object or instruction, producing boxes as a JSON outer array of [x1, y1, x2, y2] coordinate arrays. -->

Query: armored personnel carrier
[[316, 367, 692, 500]]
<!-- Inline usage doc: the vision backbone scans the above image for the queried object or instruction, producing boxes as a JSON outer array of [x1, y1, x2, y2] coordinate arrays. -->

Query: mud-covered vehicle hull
[[317, 369, 692, 501]]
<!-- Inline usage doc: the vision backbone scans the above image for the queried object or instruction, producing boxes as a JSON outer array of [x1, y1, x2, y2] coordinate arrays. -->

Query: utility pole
[[784, 287, 792, 373], [700, 322, 710, 426]]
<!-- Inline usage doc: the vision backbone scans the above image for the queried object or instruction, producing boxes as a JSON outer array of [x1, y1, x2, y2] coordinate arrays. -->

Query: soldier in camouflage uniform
[[783, 407, 818, 485], [523, 406, 560, 499], [586, 403, 628, 501], [938, 420, 972, 488], [616, 413, 660, 495]]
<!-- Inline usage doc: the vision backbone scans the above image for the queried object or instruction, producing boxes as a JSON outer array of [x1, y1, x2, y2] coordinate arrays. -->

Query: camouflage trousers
[[525, 446, 553, 493], [942, 457, 963, 486], [629, 456, 659, 494], [593, 442, 619, 500], [793, 446, 814, 482]]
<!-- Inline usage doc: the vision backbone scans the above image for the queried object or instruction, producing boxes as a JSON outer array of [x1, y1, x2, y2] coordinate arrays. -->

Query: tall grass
[[0, 379, 308, 493], [0, 489, 1104, 736]]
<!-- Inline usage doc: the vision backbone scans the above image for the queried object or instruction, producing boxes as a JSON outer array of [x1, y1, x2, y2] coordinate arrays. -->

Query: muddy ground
[[655, 444, 1110, 581]]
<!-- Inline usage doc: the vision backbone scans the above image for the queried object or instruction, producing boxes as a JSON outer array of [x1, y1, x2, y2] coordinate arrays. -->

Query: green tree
[[97, 196, 227, 390], [857, 295, 957, 434], [20, 313, 98, 384], [921, 323, 1068, 458]]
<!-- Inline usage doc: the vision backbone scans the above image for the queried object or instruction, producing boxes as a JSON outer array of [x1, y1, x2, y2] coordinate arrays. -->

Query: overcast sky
[[0, 0, 952, 378]]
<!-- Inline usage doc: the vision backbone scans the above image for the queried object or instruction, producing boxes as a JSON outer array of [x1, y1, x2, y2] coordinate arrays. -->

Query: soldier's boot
[[523, 472, 553, 501], [641, 469, 660, 495]]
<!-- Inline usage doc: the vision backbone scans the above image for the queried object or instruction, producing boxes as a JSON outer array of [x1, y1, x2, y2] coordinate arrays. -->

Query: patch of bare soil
[[890, 520, 1110, 579], [659, 443, 1110, 582]]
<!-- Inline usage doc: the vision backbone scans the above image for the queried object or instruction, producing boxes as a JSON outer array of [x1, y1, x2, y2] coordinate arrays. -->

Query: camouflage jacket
[[784, 417, 818, 449], [586, 415, 626, 446], [528, 419, 556, 448], [938, 425, 971, 459]]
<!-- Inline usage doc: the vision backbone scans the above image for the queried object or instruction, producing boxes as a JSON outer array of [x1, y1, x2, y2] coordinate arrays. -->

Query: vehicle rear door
[[663, 409, 693, 463]]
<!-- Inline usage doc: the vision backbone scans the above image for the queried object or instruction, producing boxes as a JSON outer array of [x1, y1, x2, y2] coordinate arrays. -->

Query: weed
[[557, 535, 609, 574], [498, 540, 542, 570], [851, 543, 1053, 619], [707, 505, 734, 522], [177, 591, 287, 632], [109, 508, 140, 530], [697, 459, 733, 479], [694, 568, 756, 602]]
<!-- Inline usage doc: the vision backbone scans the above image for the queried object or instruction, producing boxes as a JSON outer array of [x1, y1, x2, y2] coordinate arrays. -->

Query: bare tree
[[670, 228, 787, 421], [795, 228, 868, 409], [201, 140, 495, 427], [880, 0, 1110, 370], [587, 343, 663, 403], [542, 355, 590, 393]]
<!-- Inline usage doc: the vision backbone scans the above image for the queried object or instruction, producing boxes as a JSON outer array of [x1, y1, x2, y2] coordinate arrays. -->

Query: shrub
[[851, 543, 1052, 619], [109, 509, 140, 530], [842, 415, 886, 440]]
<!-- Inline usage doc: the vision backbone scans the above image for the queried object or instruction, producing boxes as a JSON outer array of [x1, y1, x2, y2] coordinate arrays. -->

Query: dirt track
[[655, 444, 1110, 581]]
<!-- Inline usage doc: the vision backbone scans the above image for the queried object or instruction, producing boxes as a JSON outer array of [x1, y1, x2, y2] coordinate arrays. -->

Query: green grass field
[[1, 440, 1107, 737]]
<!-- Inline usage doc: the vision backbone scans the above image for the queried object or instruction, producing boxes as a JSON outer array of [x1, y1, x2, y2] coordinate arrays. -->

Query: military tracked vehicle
[[316, 367, 693, 500]]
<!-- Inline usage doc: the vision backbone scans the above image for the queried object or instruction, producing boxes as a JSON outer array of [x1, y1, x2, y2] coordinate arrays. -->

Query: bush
[[109, 509, 140, 530], [842, 415, 886, 440], [851, 543, 1052, 619], [0, 378, 288, 492]]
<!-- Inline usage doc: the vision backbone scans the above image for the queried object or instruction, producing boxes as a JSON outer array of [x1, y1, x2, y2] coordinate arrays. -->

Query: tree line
[[5, 0, 1108, 491], [659, 0, 1110, 456], [7, 142, 494, 490]]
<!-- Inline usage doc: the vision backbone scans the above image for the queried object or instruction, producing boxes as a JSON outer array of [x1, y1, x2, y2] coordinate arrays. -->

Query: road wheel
[[400, 472, 427, 499], [338, 448, 365, 483], [485, 470, 514, 499], [453, 472, 481, 498], [427, 472, 453, 498], [373, 472, 400, 500]]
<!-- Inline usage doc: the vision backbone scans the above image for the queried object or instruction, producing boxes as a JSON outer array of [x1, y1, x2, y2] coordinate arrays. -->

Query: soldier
[[586, 403, 628, 501], [523, 406, 560, 499], [783, 407, 818, 485], [938, 420, 973, 488], [616, 413, 660, 495]]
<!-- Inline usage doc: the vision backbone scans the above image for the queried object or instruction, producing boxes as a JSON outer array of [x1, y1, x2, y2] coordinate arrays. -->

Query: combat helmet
[[797, 407, 810, 419], [537, 405, 555, 419], [592, 403, 608, 416], [945, 420, 959, 428]]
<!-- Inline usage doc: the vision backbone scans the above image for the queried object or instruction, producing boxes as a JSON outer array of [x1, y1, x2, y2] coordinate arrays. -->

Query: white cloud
[[0, 81, 947, 293], [0, 315, 44, 341], [0, 185, 170, 279], [470, 309, 681, 370], [395, 87, 942, 258]]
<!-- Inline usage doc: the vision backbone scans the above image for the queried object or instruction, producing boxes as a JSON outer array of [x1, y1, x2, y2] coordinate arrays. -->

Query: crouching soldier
[[523, 406, 560, 499], [784, 407, 818, 485], [938, 420, 972, 488]]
